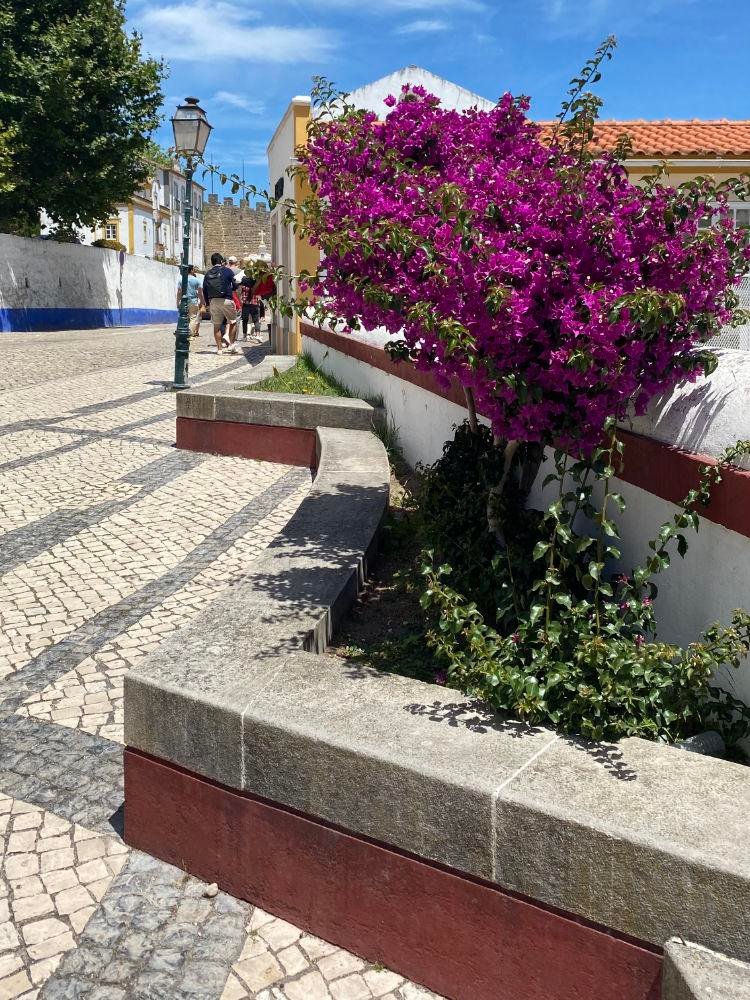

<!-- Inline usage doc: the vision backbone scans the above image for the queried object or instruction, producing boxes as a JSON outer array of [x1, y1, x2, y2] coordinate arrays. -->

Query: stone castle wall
[[202, 195, 271, 266]]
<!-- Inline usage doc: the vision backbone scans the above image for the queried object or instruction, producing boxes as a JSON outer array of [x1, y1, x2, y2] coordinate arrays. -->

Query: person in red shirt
[[236, 281, 258, 341]]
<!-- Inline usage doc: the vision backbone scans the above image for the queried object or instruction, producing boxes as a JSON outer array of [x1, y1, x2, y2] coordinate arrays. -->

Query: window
[[142, 220, 148, 243], [105, 223, 118, 241], [724, 203, 750, 229], [696, 204, 750, 230]]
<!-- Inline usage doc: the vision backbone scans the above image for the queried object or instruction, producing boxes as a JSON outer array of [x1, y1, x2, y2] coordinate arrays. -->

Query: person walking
[[249, 292, 262, 337], [253, 273, 275, 342], [202, 253, 238, 355], [236, 280, 255, 341], [225, 255, 245, 354], [176, 264, 204, 340]]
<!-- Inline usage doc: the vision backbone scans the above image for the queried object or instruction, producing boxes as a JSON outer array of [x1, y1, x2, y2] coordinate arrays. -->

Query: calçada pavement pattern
[[0, 325, 444, 1000]]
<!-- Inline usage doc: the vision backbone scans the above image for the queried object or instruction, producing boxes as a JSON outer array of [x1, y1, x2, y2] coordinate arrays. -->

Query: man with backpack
[[202, 252, 238, 355]]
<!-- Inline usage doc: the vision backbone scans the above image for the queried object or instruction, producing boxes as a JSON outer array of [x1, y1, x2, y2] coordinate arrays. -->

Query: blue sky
[[127, 0, 750, 202]]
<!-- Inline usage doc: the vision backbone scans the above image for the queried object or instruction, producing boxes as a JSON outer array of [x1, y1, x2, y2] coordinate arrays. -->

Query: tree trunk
[[463, 386, 479, 433], [487, 440, 544, 545]]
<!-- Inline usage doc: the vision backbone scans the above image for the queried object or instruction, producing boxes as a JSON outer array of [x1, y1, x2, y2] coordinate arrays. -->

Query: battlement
[[202, 198, 271, 265]]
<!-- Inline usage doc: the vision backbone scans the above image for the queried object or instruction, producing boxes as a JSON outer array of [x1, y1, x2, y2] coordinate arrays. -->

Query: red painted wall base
[[176, 416, 317, 468], [124, 748, 662, 1000]]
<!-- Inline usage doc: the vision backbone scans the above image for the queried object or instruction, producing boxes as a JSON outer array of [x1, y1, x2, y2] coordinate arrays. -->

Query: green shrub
[[92, 238, 126, 251], [418, 425, 750, 746]]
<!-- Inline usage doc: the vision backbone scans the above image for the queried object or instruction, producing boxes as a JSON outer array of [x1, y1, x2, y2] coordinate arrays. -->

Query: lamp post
[[170, 96, 212, 389]]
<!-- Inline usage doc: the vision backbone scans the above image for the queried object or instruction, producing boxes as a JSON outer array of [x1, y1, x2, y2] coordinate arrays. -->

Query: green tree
[[143, 139, 175, 169], [0, 0, 165, 234]]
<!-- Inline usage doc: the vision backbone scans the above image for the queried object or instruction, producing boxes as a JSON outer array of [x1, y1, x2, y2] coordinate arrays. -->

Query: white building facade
[[92, 164, 205, 264], [40, 163, 206, 265]]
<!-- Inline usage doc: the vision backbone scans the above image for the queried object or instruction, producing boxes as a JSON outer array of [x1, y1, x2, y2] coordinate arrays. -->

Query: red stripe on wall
[[176, 416, 318, 468], [125, 747, 662, 1000], [301, 322, 750, 538]]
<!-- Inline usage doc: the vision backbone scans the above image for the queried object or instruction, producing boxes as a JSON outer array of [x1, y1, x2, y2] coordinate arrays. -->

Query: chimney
[[208, 193, 219, 204], [223, 196, 234, 206]]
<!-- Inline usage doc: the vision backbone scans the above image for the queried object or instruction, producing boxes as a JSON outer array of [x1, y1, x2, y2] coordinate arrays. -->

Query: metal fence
[[713, 272, 750, 351]]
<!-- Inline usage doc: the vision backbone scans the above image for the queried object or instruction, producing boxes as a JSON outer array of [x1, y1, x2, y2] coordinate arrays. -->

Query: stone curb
[[220, 648, 750, 963], [177, 385, 377, 432], [662, 939, 750, 999]]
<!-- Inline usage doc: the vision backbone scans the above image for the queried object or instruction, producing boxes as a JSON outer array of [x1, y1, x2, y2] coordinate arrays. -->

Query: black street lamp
[[169, 96, 212, 389]]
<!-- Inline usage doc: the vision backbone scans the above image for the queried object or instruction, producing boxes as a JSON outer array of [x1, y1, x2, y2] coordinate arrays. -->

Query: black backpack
[[204, 266, 227, 300]]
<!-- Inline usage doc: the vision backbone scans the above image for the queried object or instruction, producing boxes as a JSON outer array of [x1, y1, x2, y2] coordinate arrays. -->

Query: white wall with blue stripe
[[0, 234, 180, 332]]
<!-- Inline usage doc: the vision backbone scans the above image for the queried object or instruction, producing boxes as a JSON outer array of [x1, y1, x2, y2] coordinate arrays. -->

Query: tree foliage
[[419, 425, 750, 744], [292, 49, 750, 451], [0, 0, 165, 233]]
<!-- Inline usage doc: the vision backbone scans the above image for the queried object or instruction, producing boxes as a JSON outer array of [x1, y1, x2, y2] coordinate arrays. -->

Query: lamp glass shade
[[171, 97, 212, 156]]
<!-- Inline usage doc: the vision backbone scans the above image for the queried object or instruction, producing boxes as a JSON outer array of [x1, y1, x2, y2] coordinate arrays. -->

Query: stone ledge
[[177, 385, 377, 432], [124, 424, 390, 790], [662, 939, 750, 999], [125, 382, 750, 983], [231, 653, 750, 962], [128, 639, 750, 965]]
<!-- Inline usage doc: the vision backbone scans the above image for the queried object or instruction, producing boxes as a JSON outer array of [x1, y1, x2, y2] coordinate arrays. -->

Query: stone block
[[175, 391, 216, 422], [662, 939, 750, 999], [213, 392, 297, 428], [123, 671, 248, 789], [291, 396, 375, 432], [493, 737, 750, 960], [240, 652, 556, 880]]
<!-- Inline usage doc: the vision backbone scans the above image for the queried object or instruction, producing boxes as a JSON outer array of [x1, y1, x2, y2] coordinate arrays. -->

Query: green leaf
[[529, 604, 545, 625], [533, 541, 551, 560]]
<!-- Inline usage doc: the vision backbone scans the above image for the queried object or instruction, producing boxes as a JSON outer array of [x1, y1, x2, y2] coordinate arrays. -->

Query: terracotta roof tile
[[538, 120, 750, 158]]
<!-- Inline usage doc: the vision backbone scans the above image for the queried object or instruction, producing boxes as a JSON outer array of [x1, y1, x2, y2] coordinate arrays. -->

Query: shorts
[[209, 298, 237, 325], [188, 302, 200, 336]]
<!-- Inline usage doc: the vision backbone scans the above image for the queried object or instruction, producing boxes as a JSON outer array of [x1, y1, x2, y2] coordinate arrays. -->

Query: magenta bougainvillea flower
[[299, 85, 750, 449]]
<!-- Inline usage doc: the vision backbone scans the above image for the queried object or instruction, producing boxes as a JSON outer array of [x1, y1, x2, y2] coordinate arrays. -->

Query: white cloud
[[134, 1, 336, 63], [388, 0, 482, 6], [304, 0, 485, 9], [212, 91, 266, 114], [540, 0, 693, 37], [394, 18, 450, 33]]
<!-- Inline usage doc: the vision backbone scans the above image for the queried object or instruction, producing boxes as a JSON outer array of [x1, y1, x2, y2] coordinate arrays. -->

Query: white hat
[[227, 255, 238, 264]]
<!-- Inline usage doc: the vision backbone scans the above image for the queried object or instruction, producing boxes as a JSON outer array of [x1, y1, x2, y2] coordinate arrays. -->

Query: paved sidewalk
[[0, 326, 443, 1000]]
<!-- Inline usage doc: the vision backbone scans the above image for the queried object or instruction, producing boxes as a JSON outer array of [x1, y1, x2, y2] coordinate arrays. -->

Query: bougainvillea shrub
[[297, 79, 750, 451], [260, 52, 750, 746]]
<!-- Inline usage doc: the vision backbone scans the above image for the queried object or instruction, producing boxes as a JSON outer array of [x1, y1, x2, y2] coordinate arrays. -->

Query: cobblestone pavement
[[0, 327, 444, 1000]]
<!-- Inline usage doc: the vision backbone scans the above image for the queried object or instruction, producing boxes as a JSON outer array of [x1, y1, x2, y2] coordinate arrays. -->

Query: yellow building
[[583, 120, 750, 226], [267, 97, 316, 354]]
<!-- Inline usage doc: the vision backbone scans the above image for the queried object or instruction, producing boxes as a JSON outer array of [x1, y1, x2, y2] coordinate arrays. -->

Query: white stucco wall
[[348, 67, 495, 114], [304, 331, 750, 707], [0, 232, 180, 330]]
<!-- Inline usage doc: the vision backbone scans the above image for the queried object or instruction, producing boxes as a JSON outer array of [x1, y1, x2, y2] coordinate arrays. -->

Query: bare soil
[[328, 464, 441, 683]]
